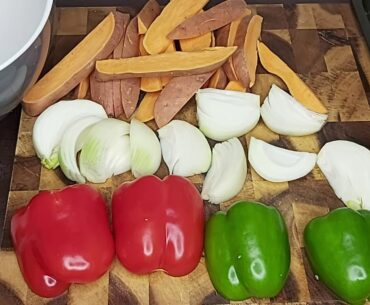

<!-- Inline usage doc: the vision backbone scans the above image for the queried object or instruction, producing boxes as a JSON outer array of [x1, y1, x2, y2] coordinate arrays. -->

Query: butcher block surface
[[1, 3, 370, 305]]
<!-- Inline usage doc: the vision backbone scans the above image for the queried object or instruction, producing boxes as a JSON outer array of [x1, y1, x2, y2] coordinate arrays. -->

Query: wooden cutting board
[[1, 3, 370, 305]]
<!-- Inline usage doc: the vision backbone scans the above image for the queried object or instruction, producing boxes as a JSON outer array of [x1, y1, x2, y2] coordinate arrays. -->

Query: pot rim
[[0, 0, 54, 71]]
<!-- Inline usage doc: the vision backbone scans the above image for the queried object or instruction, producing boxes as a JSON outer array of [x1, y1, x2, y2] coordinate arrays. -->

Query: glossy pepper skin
[[11, 185, 115, 298], [205, 201, 290, 301], [112, 175, 204, 276], [304, 208, 370, 305]]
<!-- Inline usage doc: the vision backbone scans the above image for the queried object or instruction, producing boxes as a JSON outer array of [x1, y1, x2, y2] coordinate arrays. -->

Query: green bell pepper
[[205, 201, 290, 301], [304, 208, 370, 305]]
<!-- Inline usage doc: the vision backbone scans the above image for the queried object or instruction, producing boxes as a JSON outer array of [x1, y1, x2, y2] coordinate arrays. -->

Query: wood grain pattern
[[0, 4, 370, 305]]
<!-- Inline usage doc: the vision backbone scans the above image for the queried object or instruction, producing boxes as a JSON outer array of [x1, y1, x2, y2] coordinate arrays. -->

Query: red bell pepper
[[11, 184, 115, 298], [112, 175, 204, 276]]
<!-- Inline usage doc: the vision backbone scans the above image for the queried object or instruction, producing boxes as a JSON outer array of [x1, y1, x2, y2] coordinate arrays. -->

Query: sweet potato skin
[[22, 12, 125, 116], [113, 14, 130, 117], [96, 47, 237, 80], [168, 0, 251, 39], [154, 71, 214, 128], [232, 48, 250, 89], [89, 14, 130, 118], [137, 0, 161, 35], [90, 70, 116, 117], [215, 18, 245, 82], [120, 17, 141, 118]]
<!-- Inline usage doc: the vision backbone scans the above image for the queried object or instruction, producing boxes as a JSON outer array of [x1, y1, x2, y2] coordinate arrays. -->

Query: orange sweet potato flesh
[[208, 67, 227, 89], [121, 17, 141, 118], [161, 42, 177, 86], [96, 47, 237, 80], [137, 0, 164, 92], [134, 92, 161, 122], [139, 35, 162, 92], [225, 80, 246, 92], [180, 32, 213, 51], [257, 41, 328, 114], [23, 12, 125, 116], [244, 15, 263, 87], [155, 72, 214, 128], [137, 0, 161, 35], [143, 0, 209, 54], [168, 0, 251, 40], [74, 77, 90, 99]]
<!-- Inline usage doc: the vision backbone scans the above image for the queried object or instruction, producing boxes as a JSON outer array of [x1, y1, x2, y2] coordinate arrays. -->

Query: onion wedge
[[196, 88, 260, 141], [130, 118, 161, 178], [261, 85, 327, 136], [317, 140, 370, 210], [32, 99, 107, 169], [158, 120, 211, 177], [248, 137, 317, 182], [202, 137, 247, 204], [59, 116, 104, 183]]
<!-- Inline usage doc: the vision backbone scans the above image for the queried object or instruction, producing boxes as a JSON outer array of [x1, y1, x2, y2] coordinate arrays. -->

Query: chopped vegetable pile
[[12, 0, 370, 304]]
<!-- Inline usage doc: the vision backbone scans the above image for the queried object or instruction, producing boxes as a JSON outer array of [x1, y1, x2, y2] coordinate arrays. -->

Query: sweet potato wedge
[[140, 76, 163, 92], [74, 77, 90, 99], [210, 32, 216, 47], [168, 0, 251, 40], [234, 15, 251, 47], [160, 42, 177, 87], [23, 12, 125, 116], [257, 41, 328, 114], [232, 48, 250, 89], [223, 15, 259, 89], [143, 0, 209, 54], [216, 18, 244, 81], [223, 57, 238, 81], [208, 67, 227, 89], [90, 71, 115, 116], [244, 15, 263, 87], [121, 17, 141, 118], [154, 72, 214, 128], [89, 14, 130, 118], [225, 80, 246, 92], [96, 47, 237, 80], [137, 0, 161, 35], [228, 17, 243, 46], [134, 92, 161, 122], [180, 32, 213, 51], [113, 14, 130, 117], [139, 35, 163, 92]]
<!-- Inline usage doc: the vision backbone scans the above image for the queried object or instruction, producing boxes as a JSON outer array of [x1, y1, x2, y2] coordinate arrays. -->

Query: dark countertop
[[56, 0, 349, 5]]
